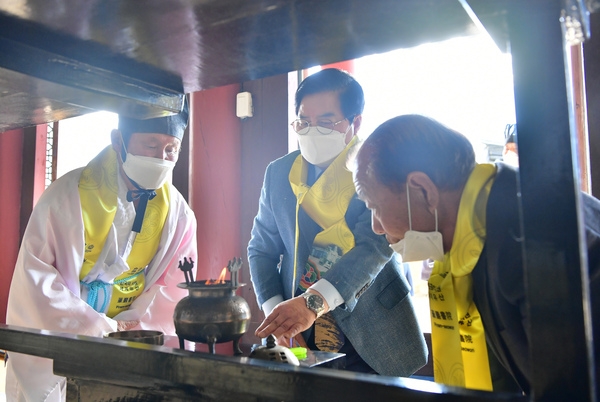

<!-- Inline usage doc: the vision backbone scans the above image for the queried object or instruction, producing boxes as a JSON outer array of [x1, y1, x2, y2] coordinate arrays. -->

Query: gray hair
[[355, 114, 476, 192]]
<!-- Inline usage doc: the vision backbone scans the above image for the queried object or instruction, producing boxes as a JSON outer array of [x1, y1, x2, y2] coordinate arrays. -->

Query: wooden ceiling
[[0, 0, 512, 132]]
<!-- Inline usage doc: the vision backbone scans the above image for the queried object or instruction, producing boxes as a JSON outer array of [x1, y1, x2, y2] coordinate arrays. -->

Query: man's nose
[[371, 215, 385, 235], [144, 148, 165, 160]]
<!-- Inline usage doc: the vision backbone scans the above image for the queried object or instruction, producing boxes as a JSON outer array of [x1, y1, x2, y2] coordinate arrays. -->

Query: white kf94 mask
[[389, 183, 445, 262]]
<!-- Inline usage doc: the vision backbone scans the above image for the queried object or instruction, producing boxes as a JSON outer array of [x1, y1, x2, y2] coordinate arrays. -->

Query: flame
[[205, 267, 228, 285]]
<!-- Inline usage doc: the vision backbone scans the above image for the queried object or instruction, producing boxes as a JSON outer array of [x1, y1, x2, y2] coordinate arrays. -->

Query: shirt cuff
[[262, 295, 284, 317], [310, 279, 344, 311]]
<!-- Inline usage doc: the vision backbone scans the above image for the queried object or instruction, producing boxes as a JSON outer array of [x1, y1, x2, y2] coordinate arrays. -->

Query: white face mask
[[297, 126, 348, 168], [389, 184, 445, 262], [122, 153, 175, 190], [503, 150, 519, 167]]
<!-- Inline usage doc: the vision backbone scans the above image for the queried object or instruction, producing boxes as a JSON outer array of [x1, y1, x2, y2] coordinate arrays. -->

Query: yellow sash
[[78, 146, 169, 318], [289, 136, 358, 274], [289, 137, 357, 351], [429, 163, 496, 391]]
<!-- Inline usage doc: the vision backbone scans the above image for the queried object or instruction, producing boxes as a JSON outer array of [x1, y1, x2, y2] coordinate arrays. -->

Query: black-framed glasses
[[504, 123, 517, 143], [290, 118, 348, 135]]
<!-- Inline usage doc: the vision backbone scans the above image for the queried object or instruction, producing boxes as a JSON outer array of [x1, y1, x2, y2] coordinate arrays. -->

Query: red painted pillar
[[323, 60, 355, 74], [31, 125, 49, 205], [188, 85, 242, 281], [0, 129, 25, 324]]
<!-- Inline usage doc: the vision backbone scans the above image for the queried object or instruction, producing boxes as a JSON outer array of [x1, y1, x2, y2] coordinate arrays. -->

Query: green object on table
[[289, 347, 308, 360]]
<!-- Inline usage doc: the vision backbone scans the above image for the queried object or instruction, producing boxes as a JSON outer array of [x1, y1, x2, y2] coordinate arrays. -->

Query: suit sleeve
[[248, 162, 287, 307], [321, 196, 394, 312], [582, 192, 600, 388]]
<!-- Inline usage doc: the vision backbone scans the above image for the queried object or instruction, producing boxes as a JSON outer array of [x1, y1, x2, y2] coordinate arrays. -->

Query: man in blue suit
[[248, 68, 427, 376]]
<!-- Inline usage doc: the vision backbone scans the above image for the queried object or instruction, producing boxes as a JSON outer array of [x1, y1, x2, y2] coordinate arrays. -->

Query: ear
[[353, 114, 363, 133], [406, 171, 439, 214], [111, 129, 123, 155], [111, 129, 130, 164]]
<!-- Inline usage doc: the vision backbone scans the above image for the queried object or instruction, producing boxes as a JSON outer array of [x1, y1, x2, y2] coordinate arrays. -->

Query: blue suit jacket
[[248, 150, 427, 376]]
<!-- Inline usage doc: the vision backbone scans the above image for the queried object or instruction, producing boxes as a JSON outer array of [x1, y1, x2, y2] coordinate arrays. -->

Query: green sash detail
[[78, 146, 169, 318]]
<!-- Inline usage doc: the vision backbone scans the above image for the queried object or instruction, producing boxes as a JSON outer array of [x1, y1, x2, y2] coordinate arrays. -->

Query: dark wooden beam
[[0, 324, 527, 402], [508, 0, 595, 399]]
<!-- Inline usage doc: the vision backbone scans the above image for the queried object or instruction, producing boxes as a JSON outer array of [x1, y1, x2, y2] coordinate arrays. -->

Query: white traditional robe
[[5, 163, 197, 401]]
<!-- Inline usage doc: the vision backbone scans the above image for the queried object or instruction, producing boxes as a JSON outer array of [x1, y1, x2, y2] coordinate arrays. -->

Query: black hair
[[295, 68, 364, 121], [356, 115, 476, 191]]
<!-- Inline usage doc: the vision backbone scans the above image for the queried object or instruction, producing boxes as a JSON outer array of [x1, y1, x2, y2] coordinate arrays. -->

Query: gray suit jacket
[[248, 150, 427, 376]]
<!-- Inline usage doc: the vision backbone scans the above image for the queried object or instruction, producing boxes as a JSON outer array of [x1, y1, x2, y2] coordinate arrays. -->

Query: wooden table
[[0, 324, 525, 402]]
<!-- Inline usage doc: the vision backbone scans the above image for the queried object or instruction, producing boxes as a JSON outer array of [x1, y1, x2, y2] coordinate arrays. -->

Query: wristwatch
[[302, 292, 325, 318]]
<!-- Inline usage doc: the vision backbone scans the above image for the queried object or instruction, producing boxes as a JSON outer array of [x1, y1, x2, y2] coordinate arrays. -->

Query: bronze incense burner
[[173, 258, 251, 355]]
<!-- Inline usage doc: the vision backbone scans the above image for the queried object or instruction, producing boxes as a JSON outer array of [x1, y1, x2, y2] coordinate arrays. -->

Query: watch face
[[308, 294, 323, 309], [304, 293, 324, 317]]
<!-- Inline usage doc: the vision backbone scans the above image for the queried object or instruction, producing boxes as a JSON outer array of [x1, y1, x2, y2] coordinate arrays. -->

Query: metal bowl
[[105, 330, 164, 345]]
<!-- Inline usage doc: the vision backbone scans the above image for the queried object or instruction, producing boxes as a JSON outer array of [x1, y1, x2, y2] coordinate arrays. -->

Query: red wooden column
[[0, 125, 47, 323], [0, 129, 25, 324], [20, 125, 48, 236], [188, 85, 242, 281], [322, 60, 355, 74]]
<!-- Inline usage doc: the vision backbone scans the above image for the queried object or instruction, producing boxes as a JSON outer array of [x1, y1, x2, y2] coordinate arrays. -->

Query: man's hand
[[255, 293, 327, 340], [291, 333, 308, 348]]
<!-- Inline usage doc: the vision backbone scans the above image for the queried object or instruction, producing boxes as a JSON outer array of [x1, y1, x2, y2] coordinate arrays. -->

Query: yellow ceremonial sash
[[78, 146, 169, 318], [429, 163, 496, 391], [289, 136, 358, 279]]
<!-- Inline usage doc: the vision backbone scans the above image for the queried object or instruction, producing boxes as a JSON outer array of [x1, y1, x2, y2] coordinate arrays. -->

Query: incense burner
[[173, 280, 251, 355]]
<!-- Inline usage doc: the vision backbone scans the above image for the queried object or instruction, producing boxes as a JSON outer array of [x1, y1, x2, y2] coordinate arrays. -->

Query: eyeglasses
[[504, 124, 516, 141], [290, 118, 348, 135]]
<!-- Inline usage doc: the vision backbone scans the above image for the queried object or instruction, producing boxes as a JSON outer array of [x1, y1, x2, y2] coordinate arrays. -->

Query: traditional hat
[[119, 97, 189, 143]]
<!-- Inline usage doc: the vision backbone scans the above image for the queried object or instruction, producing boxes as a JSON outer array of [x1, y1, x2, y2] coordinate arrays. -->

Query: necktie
[[315, 311, 344, 352], [127, 185, 157, 233]]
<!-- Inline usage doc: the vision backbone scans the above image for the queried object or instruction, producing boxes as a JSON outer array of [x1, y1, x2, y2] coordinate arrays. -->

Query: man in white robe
[[5, 102, 197, 401]]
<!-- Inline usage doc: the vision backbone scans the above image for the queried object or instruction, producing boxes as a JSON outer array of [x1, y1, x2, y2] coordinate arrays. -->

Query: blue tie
[[126, 181, 157, 233]]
